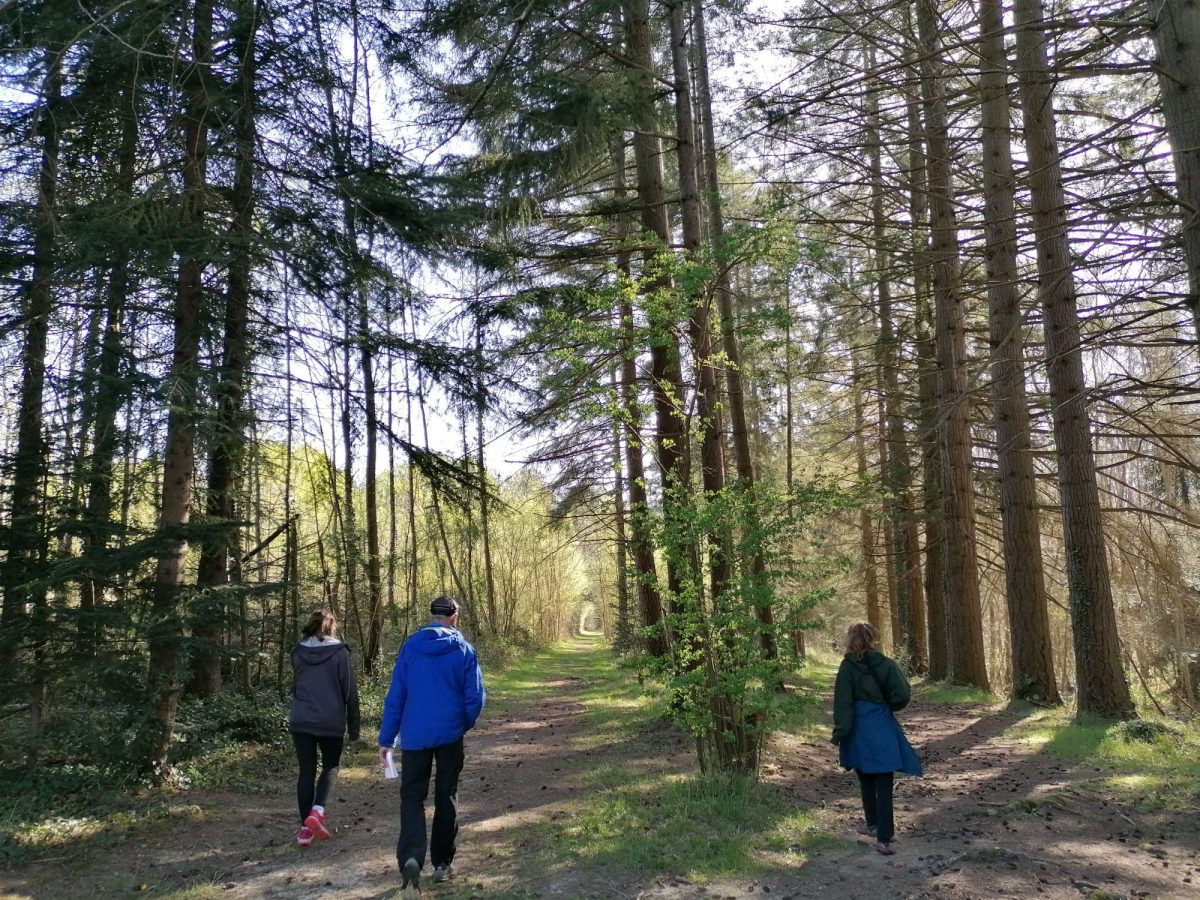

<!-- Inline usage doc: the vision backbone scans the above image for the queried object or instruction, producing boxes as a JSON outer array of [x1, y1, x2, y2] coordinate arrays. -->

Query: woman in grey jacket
[[290, 609, 360, 846]]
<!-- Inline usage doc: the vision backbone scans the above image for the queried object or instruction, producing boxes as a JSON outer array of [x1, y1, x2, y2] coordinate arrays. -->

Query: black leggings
[[293, 732, 344, 823], [856, 770, 895, 843]]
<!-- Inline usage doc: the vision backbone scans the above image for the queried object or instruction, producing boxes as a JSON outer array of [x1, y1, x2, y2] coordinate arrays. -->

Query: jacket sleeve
[[831, 659, 855, 745], [886, 658, 912, 712], [463, 649, 485, 731], [378, 648, 407, 748], [342, 648, 361, 741]]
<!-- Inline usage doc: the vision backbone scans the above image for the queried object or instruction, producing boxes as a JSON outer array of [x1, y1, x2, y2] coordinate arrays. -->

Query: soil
[[3, 652, 1196, 900]]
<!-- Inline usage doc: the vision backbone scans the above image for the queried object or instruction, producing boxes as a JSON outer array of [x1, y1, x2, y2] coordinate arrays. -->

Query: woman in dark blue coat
[[831, 621, 922, 854]]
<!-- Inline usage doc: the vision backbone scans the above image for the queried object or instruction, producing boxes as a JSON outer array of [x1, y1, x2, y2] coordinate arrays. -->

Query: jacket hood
[[845, 648, 885, 671], [293, 641, 348, 665], [410, 625, 466, 656]]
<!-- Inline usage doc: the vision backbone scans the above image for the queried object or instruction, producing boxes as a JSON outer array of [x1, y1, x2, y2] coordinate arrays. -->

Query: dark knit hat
[[430, 595, 459, 616]]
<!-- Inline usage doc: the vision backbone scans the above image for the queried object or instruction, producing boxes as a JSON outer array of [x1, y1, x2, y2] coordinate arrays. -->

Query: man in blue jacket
[[379, 595, 485, 898]]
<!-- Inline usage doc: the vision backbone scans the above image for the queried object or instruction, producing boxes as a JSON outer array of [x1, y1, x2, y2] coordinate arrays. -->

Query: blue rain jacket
[[839, 700, 923, 775], [378, 625, 485, 751]]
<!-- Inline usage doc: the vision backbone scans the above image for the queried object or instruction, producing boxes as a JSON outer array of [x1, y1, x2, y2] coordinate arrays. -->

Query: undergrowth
[[0, 686, 291, 865], [1009, 707, 1200, 812]]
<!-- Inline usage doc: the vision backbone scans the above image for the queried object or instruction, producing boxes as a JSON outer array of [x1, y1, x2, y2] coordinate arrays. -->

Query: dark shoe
[[875, 841, 895, 855], [433, 864, 453, 883], [400, 858, 421, 897], [855, 823, 877, 836]]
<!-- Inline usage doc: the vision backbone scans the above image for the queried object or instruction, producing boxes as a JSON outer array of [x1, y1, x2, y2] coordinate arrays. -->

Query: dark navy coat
[[832, 650, 922, 775]]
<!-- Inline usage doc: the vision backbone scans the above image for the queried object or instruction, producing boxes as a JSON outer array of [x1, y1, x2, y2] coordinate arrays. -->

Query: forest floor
[[2, 637, 1197, 900]]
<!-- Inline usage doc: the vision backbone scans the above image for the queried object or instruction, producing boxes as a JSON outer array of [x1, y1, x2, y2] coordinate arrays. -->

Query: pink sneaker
[[304, 808, 331, 841], [296, 825, 314, 846]]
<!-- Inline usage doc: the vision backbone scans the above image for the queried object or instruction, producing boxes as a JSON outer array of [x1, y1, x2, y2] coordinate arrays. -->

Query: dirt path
[[3, 645, 1196, 899], [755, 703, 1199, 900]]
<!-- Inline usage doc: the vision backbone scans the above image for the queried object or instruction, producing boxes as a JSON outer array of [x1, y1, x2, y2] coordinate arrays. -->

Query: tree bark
[[610, 366, 632, 650], [144, 0, 213, 775], [476, 324, 499, 635], [612, 139, 667, 656], [1, 51, 60, 637], [79, 70, 139, 656], [901, 6, 946, 680], [667, 0, 731, 613], [691, 0, 778, 661], [1012, 0, 1134, 718], [625, 0, 694, 605], [977, 0, 1060, 703], [864, 45, 926, 670], [915, 0, 989, 689], [853, 355, 883, 634], [191, 0, 260, 696], [1150, 0, 1200, 338]]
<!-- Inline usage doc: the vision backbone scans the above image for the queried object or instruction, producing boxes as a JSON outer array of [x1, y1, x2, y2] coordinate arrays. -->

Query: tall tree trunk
[[1150, 0, 1200, 338], [625, 0, 693, 605], [339, 337, 362, 646], [853, 355, 883, 634], [610, 366, 632, 650], [403, 309, 420, 633], [1012, 0, 1134, 718], [915, 0, 989, 689], [476, 324, 499, 635], [864, 45, 926, 671], [191, 0, 260, 696], [359, 289, 383, 670], [7, 49, 63, 766], [353, 8, 385, 674], [667, 0, 731, 611], [691, 0, 778, 661], [902, 13, 947, 680], [79, 71, 140, 656], [416, 372, 469, 604], [612, 139, 666, 655], [143, 0, 213, 775], [977, 0, 1060, 703], [1, 52, 60, 637], [783, 284, 805, 657]]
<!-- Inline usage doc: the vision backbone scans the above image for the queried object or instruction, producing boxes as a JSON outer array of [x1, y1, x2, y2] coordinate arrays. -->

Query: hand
[[378, 746, 391, 766]]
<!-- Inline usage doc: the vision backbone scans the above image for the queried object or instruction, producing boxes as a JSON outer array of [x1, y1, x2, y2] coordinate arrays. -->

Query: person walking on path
[[379, 595, 485, 898], [831, 621, 922, 855], [289, 609, 360, 847]]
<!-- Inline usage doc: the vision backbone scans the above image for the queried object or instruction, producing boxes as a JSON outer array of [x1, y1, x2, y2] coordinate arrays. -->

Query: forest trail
[[3, 639, 1196, 900]]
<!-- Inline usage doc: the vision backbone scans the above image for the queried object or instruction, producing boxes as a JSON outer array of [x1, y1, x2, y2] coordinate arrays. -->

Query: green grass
[[915, 681, 997, 705], [482, 638, 832, 885], [484, 636, 665, 733], [545, 772, 826, 880], [1008, 708, 1200, 812]]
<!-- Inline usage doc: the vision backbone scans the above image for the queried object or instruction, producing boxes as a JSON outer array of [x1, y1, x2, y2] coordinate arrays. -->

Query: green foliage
[[641, 475, 858, 773], [171, 691, 291, 760]]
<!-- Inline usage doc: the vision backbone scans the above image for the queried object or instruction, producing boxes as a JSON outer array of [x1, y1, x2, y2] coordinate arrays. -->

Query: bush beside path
[[2, 639, 1197, 899]]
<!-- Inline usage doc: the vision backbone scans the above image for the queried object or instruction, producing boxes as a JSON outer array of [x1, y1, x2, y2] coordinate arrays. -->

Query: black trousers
[[397, 738, 465, 870], [293, 732, 344, 823], [856, 769, 895, 843]]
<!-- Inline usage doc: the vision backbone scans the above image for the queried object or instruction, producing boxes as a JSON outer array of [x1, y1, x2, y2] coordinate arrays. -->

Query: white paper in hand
[[383, 748, 399, 779]]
